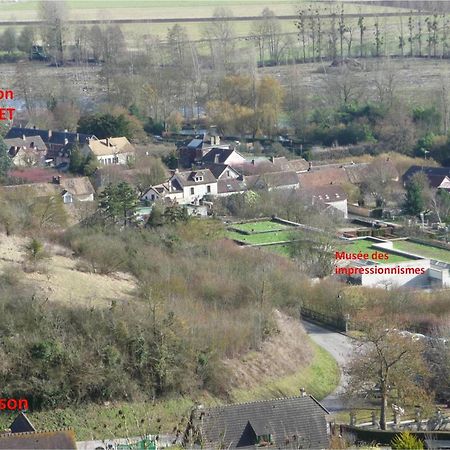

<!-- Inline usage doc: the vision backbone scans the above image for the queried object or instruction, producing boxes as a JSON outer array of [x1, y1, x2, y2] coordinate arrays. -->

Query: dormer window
[[257, 434, 273, 446], [195, 175, 203, 182]]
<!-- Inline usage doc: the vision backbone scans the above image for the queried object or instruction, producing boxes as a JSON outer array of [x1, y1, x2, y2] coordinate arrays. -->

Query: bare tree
[[408, 14, 415, 56], [38, 0, 69, 65], [358, 15, 366, 57], [346, 319, 432, 430], [202, 7, 236, 73], [297, 9, 307, 63]]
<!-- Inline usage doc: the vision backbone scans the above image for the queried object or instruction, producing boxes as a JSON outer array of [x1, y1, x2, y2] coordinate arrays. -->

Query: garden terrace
[[393, 240, 450, 264], [337, 238, 416, 264]]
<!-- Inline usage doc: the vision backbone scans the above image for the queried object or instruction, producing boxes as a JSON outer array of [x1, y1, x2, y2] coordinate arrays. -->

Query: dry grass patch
[[224, 310, 314, 391], [0, 233, 136, 308]]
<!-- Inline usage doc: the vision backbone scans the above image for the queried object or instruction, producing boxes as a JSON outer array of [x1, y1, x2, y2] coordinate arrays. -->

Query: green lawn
[[337, 239, 413, 264], [230, 220, 292, 233], [394, 240, 450, 264], [231, 342, 340, 403], [263, 243, 293, 256], [227, 229, 297, 245]]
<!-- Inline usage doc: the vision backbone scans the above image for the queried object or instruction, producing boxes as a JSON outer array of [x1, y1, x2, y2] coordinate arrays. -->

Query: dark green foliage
[[404, 173, 429, 215], [162, 205, 189, 225], [69, 147, 98, 176], [98, 182, 138, 225], [78, 113, 133, 139], [147, 204, 165, 227], [0, 28, 16, 53], [0, 278, 191, 409], [412, 106, 441, 133], [0, 136, 12, 180], [162, 151, 178, 170], [414, 132, 435, 158], [144, 117, 165, 135]]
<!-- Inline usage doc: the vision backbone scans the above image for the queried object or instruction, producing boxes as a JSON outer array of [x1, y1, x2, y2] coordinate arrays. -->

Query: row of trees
[[23, 1, 450, 67], [297, 6, 450, 61]]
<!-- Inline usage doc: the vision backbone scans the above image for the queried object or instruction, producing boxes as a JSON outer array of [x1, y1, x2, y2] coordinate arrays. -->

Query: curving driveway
[[302, 320, 355, 412]]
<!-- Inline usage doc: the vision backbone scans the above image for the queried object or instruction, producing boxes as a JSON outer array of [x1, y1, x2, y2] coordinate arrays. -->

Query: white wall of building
[[361, 259, 431, 288], [181, 183, 218, 204]]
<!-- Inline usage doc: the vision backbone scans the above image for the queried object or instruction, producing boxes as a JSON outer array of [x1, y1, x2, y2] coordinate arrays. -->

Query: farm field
[[337, 238, 414, 264], [265, 58, 450, 106], [0, 0, 405, 20], [393, 240, 450, 263]]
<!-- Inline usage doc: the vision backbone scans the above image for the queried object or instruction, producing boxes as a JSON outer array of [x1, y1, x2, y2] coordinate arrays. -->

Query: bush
[[391, 432, 424, 450]]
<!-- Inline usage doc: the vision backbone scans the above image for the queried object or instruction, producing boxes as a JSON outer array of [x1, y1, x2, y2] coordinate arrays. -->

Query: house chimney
[[308, 162, 312, 172], [210, 136, 214, 146], [48, 129, 52, 139], [106, 138, 109, 146], [251, 159, 255, 165], [22, 134, 26, 141], [270, 156, 275, 163], [300, 388, 306, 397], [52, 175, 61, 185], [76, 133, 80, 142], [64, 138, 68, 145], [214, 153, 219, 164]]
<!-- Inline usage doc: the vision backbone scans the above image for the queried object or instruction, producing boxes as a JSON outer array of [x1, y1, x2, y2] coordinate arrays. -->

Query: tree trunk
[[380, 387, 388, 430]]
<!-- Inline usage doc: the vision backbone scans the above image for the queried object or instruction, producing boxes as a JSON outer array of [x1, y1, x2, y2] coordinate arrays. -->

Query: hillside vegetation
[[0, 220, 316, 413]]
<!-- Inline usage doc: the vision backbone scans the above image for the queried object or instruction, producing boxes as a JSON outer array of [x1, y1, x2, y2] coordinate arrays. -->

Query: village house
[[304, 185, 349, 218], [5, 126, 91, 166], [178, 133, 246, 169], [403, 165, 450, 191], [142, 168, 218, 205], [4, 135, 48, 167], [0, 174, 95, 204], [80, 136, 135, 166], [183, 395, 330, 449]]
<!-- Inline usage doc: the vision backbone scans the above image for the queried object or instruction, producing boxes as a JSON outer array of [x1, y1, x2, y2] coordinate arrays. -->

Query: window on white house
[[190, 187, 195, 195], [207, 185, 211, 193]]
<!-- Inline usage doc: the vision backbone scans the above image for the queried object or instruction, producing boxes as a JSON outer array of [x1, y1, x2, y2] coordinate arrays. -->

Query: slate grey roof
[[172, 169, 217, 186], [10, 413, 35, 434], [187, 396, 329, 449], [201, 147, 236, 164], [6, 127, 90, 147], [4, 135, 47, 152], [403, 165, 450, 187], [187, 139, 204, 150]]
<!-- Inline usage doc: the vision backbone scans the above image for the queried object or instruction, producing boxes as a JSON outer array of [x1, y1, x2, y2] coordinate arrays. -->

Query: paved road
[[302, 320, 355, 412]]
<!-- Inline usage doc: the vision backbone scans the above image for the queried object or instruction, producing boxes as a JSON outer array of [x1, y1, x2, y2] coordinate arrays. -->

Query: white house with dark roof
[[142, 168, 218, 205], [201, 147, 246, 166]]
